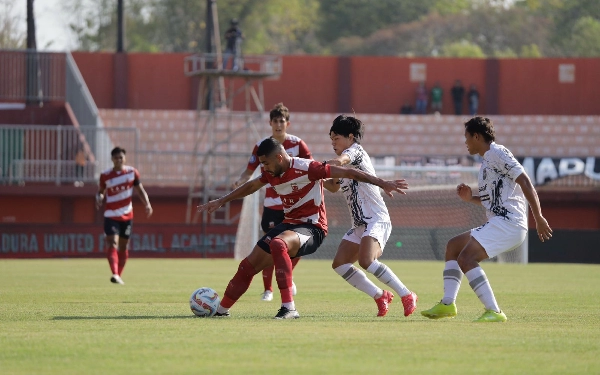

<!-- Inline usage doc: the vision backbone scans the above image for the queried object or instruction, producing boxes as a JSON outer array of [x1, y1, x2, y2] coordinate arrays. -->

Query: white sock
[[282, 302, 295, 310], [366, 260, 410, 297], [465, 267, 500, 312], [216, 305, 229, 314], [441, 260, 463, 305], [334, 263, 381, 298]]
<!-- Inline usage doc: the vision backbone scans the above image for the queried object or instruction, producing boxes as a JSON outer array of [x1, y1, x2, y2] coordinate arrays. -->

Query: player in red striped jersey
[[232, 103, 312, 302], [96, 147, 153, 285], [198, 137, 408, 319]]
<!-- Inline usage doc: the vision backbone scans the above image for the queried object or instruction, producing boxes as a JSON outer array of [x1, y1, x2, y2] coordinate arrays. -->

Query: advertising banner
[[0, 224, 237, 258]]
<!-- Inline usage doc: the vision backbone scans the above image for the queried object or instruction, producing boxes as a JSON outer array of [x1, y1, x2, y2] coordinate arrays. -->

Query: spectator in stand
[[400, 100, 413, 115], [468, 84, 480, 115], [451, 80, 465, 115], [223, 19, 244, 71], [415, 81, 428, 115], [430, 82, 443, 114]]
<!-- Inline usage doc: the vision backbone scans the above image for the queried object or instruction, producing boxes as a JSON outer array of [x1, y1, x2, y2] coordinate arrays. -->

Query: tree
[[442, 40, 486, 57], [0, 0, 26, 49], [568, 16, 600, 57]]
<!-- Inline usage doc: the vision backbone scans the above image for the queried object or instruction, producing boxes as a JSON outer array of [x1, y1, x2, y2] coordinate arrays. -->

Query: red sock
[[270, 238, 293, 303], [221, 258, 258, 308], [262, 265, 274, 292], [291, 256, 301, 269], [118, 250, 128, 276], [107, 247, 118, 275]]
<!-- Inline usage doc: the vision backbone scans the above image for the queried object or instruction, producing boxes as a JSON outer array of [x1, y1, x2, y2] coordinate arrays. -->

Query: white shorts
[[342, 221, 392, 251], [470, 216, 527, 258]]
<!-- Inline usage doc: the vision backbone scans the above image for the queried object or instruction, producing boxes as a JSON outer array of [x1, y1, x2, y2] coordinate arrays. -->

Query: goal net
[[235, 165, 528, 263]]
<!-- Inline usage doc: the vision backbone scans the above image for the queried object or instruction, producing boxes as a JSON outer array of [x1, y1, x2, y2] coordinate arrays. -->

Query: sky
[[13, 0, 73, 51]]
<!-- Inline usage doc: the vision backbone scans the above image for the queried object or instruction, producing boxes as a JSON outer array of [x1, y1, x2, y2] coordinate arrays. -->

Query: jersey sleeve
[[99, 173, 106, 190], [491, 147, 524, 181], [307, 161, 330, 181], [246, 144, 260, 171], [298, 140, 312, 160]]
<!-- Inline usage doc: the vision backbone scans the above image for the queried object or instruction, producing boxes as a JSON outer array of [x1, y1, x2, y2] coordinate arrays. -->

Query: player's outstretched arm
[[95, 188, 105, 210], [328, 165, 408, 197], [515, 173, 553, 242], [197, 178, 265, 214]]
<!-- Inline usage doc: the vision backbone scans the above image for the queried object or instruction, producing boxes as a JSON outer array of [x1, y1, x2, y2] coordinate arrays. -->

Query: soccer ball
[[189, 287, 220, 317]]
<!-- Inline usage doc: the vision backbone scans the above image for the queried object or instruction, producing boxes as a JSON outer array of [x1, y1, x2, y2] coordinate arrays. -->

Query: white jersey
[[338, 143, 390, 228], [478, 142, 528, 228]]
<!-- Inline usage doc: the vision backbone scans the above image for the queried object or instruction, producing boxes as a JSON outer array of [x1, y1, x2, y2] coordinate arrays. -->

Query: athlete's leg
[[218, 245, 272, 313], [439, 231, 471, 304], [458, 236, 500, 313], [117, 236, 129, 276], [332, 239, 381, 298], [105, 234, 119, 276], [270, 230, 301, 310]]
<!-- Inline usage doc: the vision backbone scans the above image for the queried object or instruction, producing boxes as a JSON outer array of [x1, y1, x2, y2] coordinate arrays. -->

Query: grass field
[[1, 258, 599, 375]]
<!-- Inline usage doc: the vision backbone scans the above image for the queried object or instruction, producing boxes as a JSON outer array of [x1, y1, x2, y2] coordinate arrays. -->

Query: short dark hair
[[269, 102, 290, 121], [257, 137, 282, 157], [111, 146, 126, 156], [329, 115, 364, 144], [464, 116, 495, 143]]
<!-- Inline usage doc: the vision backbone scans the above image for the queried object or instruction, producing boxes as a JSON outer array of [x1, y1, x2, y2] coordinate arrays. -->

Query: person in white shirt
[[421, 116, 553, 322], [324, 115, 418, 318]]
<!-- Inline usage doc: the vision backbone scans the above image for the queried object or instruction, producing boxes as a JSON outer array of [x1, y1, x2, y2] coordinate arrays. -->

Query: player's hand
[[535, 215, 552, 242], [95, 193, 104, 210], [146, 204, 153, 218], [456, 183, 472, 202], [381, 179, 409, 197], [197, 199, 223, 214]]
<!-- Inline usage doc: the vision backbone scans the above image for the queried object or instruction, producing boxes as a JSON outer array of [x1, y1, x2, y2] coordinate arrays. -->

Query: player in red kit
[[96, 146, 153, 285], [198, 137, 408, 319], [232, 103, 312, 302]]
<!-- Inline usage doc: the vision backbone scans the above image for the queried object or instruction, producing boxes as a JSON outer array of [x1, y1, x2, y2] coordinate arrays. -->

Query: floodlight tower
[[184, 0, 282, 226]]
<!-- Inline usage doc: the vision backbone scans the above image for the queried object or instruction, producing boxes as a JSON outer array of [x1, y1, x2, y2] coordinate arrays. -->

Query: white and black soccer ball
[[189, 287, 220, 317]]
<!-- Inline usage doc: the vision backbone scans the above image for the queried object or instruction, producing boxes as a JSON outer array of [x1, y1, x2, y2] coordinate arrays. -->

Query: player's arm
[[325, 153, 350, 166], [321, 154, 349, 191], [515, 173, 552, 242], [198, 177, 266, 215], [95, 177, 106, 210], [323, 178, 340, 193], [134, 183, 153, 218], [456, 183, 482, 206], [328, 165, 408, 197], [232, 168, 254, 189]]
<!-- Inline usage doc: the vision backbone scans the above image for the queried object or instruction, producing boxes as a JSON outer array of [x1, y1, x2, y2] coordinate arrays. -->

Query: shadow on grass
[[52, 315, 193, 320]]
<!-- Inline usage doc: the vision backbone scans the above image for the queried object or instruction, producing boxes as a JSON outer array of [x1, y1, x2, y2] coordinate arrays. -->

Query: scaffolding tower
[[183, 54, 282, 225]]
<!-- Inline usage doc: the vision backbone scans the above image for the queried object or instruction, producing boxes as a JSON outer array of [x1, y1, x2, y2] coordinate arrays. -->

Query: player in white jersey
[[421, 116, 552, 322], [325, 115, 418, 317], [197, 137, 408, 319]]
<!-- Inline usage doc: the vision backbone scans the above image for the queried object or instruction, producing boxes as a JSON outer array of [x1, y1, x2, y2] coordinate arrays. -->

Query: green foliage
[[520, 43, 543, 57], [59, 0, 600, 57], [568, 16, 600, 57], [0, 0, 26, 49], [1, 259, 600, 374], [442, 40, 486, 57], [317, 0, 437, 44]]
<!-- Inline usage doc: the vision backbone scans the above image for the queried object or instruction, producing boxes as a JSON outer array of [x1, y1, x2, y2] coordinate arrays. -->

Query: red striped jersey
[[247, 134, 311, 210], [258, 158, 330, 234], [99, 166, 140, 221]]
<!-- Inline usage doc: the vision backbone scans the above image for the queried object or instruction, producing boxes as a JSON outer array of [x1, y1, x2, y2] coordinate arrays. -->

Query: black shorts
[[261, 207, 285, 233], [257, 222, 326, 258], [104, 217, 133, 239]]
